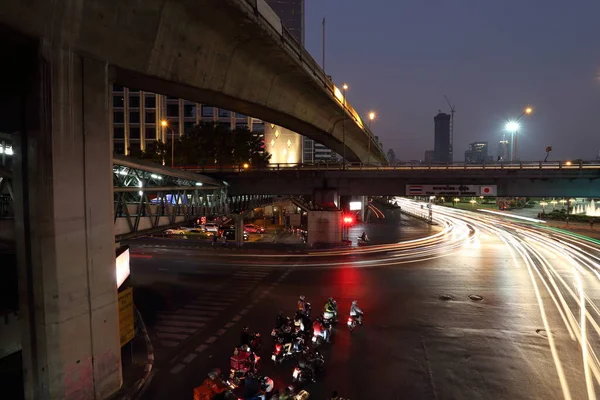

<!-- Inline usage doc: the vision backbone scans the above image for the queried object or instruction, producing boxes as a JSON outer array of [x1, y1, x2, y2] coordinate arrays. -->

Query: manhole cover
[[439, 294, 455, 301], [536, 329, 548, 338], [469, 294, 483, 301]]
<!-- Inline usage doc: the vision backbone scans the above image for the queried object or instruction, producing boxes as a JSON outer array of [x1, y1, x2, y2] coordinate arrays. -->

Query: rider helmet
[[208, 368, 221, 379]]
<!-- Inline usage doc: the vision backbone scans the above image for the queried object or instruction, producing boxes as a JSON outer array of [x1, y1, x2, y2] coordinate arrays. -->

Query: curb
[[120, 307, 154, 400]]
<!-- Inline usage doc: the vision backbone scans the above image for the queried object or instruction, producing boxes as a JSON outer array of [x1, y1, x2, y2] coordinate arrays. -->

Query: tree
[[129, 122, 271, 167]]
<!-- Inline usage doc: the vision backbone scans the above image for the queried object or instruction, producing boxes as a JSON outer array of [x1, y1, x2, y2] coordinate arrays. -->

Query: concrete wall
[[0, 0, 386, 163], [0, 312, 21, 359], [307, 210, 342, 245]]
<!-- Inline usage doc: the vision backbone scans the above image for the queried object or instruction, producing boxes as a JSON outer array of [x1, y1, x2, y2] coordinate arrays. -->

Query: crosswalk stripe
[[160, 341, 180, 347], [184, 304, 224, 311], [155, 319, 206, 328], [157, 332, 189, 341], [172, 309, 219, 316], [157, 313, 211, 322], [155, 325, 199, 334]]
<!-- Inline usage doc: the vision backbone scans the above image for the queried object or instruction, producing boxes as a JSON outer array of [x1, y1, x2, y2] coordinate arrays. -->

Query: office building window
[[113, 96, 124, 108], [113, 111, 124, 123], [114, 127, 125, 139], [166, 104, 179, 117], [129, 95, 140, 108], [130, 127, 140, 139], [167, 96, 178, 100], [183, 104, 195, 118], [113, 84, 124, 92], [236, 113, 247, 120], [146, 142, 157, 154], [145, 127, 157, 141], [130, 111, 140, 124], [145, 111, 155, 124], [145, 95, 156, 109], [218, 109, 231, 118], [201, 106, 214, 118], [128, 141, 140, 154], [129, 88, 139, 93], [235, 122, 248, 130], [184, 121, 194, 131], [113, 142, 125, 154]]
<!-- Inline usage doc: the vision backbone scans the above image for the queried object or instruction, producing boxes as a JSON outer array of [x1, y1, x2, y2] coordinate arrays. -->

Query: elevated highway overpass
[[190, 161, 600, 197], [0, 0, 385, 163]]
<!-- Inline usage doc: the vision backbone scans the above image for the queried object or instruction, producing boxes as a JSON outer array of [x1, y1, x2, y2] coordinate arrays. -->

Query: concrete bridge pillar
[[8, 38, 121, 398]]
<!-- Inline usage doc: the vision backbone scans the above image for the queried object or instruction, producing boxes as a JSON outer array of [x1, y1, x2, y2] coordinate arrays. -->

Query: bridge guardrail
[[241, 0, 384, 158], [180, 161, 600, 173]]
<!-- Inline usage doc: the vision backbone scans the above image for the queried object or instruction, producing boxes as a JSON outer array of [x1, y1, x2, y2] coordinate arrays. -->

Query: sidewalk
[[109, 308, 154, 400], [542, 220, 600, 241]]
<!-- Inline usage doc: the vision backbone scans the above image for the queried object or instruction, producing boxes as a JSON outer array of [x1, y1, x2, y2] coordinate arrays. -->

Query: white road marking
[[182, 353, 197, 363], [196, 344, 208, 353], [157, 314, 211, 322], [170, 363, 185, 374], [157, 332, 189, 341], [224, 322, 235, 328], [232, 315, 242, 321], [154, 326, 198, 334], [160, 341, 180, 347], [206, 336, 218, 344], [155, 319, 206, 328], [216, 328, 227, 336], [184, 304, 225, 311], [240, 309, 249, 315]]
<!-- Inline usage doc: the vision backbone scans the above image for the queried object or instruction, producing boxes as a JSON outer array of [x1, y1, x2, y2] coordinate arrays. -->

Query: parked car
[[165, 227, 190, 235], [243, 224, 265, 233], [202, 223, 219, 234], [222, 229, 249, 241]]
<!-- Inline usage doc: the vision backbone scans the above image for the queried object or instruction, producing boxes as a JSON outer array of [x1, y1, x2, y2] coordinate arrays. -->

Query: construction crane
[[444, 95, 456, 160]]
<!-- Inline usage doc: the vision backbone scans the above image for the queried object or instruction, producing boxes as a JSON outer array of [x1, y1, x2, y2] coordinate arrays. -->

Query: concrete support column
[[234, 215, 244, 247], [12, 40, 121, 399]]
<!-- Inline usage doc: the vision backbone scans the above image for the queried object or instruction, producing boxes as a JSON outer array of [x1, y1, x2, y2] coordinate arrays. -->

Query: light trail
[[394, 197, 600, 398]]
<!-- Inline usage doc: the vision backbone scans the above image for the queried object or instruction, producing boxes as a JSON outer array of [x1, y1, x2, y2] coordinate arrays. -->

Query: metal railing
[[180, 161, 600, 173]]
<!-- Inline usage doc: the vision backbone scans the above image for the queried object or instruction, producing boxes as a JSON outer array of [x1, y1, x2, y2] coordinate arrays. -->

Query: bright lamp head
[[505, 121, 520, 132]]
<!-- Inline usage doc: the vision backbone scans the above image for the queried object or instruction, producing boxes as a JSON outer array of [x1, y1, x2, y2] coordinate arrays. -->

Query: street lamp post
[[367, 111, 376, 165], [161, 120, 177, 168], [540, 201, 548, 214], [505, 107, 533, 162], [342, 83, 348, 168]]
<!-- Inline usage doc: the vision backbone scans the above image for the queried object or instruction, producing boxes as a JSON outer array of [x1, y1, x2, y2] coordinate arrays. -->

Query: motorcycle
[[229, 374, 274, 400], [322, 300, 338, 324], [229, 352, 261, 386], [249, 332, 262, 352], [291, 351, 324, 385], [347, 315, 362, 333], [357, 238, 369, 246], [311, 322, 331, 347], [271, 334, 308, 363]]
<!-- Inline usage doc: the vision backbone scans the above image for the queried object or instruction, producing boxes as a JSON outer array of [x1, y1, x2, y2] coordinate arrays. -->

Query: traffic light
[[343, 215, 354, 225]]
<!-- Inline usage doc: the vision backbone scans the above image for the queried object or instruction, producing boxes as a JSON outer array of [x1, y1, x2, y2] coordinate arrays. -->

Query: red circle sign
[[483, 188, 490, 193]]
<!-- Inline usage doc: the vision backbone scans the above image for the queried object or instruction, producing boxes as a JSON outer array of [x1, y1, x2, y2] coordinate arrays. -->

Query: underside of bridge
[[0, 0, 386, 163]]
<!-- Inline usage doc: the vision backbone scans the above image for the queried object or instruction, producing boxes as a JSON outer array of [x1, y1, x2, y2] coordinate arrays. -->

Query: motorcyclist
[[195, 368, 228, 399], [312, 317, 328, 342], [240, 326, 253, 347], [261, 376, 274, 394], [350, 300, 363, 325], [275, 311, 286, 329], [360, 231, 369, 242], [297, 351, 317, 383], [279, 387, 294, 400], [232, 344, 256, 373], [297, 295, 308, 314], [324, 297, 338, 321]]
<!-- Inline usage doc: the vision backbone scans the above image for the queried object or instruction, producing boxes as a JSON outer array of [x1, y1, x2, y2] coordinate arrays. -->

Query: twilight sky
[[304, 0, 600, 162]]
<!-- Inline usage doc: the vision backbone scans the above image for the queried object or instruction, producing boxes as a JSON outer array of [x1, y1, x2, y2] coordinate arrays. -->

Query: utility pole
[[322, 17, 326, 71], [444, 95, 456, 162]]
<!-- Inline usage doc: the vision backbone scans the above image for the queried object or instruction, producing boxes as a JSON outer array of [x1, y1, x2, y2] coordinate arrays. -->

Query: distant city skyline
[[304, 0, 600, 161]]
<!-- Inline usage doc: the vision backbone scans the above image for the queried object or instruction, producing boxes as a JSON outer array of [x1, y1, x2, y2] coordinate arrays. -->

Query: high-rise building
[[424, 150, 435, 163], [265, 0, 304, 44], [111, 86, 264, 156], [434, 112, 451, 163], [497, 136, 510, 161], [464, 141, 489, 163]]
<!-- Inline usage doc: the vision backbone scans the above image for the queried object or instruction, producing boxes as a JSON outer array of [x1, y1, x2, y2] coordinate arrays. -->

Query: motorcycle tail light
[[275, 344, 282, 354], [348, 317, 352, 322]]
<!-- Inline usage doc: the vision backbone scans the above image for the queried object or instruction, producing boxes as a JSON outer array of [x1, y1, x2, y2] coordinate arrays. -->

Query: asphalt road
[[132, 205, 600, 400]]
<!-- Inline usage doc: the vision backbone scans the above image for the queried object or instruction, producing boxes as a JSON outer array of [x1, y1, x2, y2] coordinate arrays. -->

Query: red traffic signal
[[343, 216, 354, 225]]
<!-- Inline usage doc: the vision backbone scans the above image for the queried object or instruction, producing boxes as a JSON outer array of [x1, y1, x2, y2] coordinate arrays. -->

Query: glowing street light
[[505, 121, 520, 133], [160, 119, 168, 127], [242, 163, 249, 170], [505, 106, 534, 162], [469, 199, 477, 207], [366, 111, 377, 165], [540, 201, 548, 214], [160, 119, 178, 168], [550, 200, 558, 209]]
